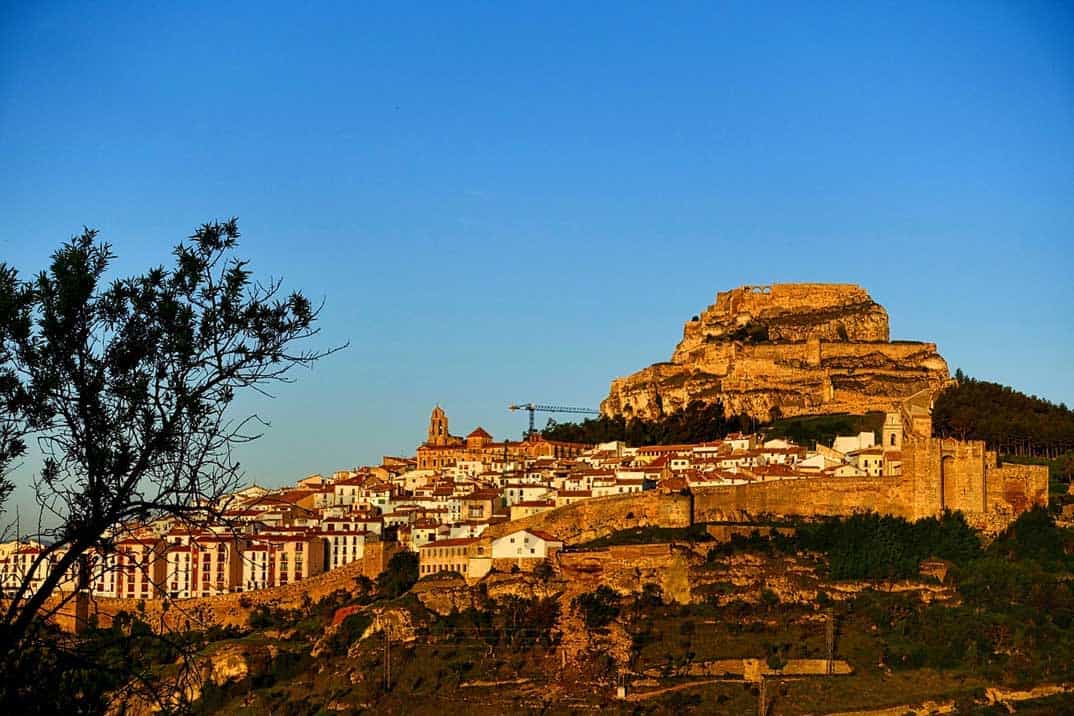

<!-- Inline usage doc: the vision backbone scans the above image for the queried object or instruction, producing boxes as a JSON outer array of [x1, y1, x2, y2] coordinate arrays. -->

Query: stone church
[[416, 406, 588, 470]]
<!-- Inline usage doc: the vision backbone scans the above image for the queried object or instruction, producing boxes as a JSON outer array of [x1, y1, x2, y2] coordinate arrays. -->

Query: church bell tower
[[428, 405, 449, 446]]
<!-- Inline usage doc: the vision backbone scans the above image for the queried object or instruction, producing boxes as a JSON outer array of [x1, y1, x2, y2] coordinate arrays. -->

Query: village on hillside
[[0, 405, 906, 601]]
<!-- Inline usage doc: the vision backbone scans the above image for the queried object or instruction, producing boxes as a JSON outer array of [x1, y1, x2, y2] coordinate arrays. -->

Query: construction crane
[[508, 403, 599, 438]]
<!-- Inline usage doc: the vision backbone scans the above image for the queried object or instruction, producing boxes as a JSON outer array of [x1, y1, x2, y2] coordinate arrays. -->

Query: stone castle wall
[[692, 477, 915, 523], [678, 283, 889, 355], [894, 395, 1049, 524], [986, 461, 1048, 520], [489, 396, 1047, 544], [486, 490, 693, 544], [689, 406, 1047, 529], [722, 282, 868, 305]]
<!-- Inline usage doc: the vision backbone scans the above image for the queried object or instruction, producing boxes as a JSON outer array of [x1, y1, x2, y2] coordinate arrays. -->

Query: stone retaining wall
[[692, 477, 913, 523], [487, 491, 693, 544]]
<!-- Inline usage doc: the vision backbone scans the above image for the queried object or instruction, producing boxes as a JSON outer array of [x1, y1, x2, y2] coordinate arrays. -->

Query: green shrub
[[322, 612, 373, 657], [377, 551, 419, 599], [572, 586, 621, 630]]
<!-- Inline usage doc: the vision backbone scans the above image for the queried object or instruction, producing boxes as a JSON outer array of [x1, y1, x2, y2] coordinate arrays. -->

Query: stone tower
[[427, 405, 450, 446], [882, 412, 903, 452]]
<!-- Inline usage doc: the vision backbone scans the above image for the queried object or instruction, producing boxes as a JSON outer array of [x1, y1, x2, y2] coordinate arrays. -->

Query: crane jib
[[508, 403, 599, 436]]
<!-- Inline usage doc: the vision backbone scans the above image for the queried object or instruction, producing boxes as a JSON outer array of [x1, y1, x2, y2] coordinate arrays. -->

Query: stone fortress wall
[[691, 477, 912, 523], [691, 389, 1048, 528], [678, 283, 890, 354], [897, 390, 1047, 526], [46, 407, 1046, 635], [44, 373, 1047, 636], [486, 490, 693, 544], [502, 392, 1048, 535]]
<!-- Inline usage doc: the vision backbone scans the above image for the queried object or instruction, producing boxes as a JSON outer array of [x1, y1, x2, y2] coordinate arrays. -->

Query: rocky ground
[[105, 537, 1073, 715]]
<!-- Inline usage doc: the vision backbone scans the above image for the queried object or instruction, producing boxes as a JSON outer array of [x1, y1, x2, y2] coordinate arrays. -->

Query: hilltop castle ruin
[[602, 283, 950, 421]]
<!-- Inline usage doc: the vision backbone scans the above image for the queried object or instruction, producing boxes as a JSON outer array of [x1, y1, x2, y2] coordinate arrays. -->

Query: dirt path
[[624, 678, 739, 701]]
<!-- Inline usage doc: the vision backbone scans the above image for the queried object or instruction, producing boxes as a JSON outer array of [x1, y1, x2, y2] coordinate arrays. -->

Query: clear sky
[[2, 2, 1072, 512]]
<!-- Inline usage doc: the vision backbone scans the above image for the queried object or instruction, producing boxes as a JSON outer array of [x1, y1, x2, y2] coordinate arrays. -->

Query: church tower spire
[[427, 405, 449, 446]]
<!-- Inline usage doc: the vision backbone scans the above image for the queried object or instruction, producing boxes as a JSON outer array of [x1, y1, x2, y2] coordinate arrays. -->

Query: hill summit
[[601, 283, 949, 421]]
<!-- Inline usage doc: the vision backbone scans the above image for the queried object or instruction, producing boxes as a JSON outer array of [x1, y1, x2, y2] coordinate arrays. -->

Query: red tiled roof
[[460, 490, 500, 500], [659, 476, 688, 490], [638, 444, 696, 453], [522, 529, 561, 543]]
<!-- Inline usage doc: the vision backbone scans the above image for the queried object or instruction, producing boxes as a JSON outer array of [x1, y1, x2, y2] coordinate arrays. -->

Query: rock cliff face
[[602, 283, 949, 421]]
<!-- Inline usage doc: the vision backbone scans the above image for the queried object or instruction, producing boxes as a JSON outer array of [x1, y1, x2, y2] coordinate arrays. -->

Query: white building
[[832, 432, 876, 455], [322, 526, 368, 570], [503, 483, 552, 507], [491, 529, 563, 560]]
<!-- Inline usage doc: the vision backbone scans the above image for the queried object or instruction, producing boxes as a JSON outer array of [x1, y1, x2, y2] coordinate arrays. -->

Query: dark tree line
[[707, 511, 983, 581], [933, 370, 1074, 459], [548, 371, 1074, 462], [765, 412, 886, 450], [544, 401, 883, 450], [542, 400, 760, 446]]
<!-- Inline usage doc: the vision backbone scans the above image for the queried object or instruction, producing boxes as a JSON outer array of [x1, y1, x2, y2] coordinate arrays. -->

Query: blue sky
[[1, 2, 1072, 508]]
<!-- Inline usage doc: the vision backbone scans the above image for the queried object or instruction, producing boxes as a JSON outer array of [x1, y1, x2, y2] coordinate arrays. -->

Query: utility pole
[[758, 675, 767, 716], [384, 621, 391, 690], [826, 607, 835, 675]]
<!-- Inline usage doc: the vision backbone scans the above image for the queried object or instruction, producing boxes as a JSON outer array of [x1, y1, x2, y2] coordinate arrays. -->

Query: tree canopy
[[542, 400, 759, 445], [0, 220, 338, 684], [933, 370, 1074, 459]]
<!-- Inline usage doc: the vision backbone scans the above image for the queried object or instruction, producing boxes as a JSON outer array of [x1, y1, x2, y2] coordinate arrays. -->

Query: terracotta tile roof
[[638, 444, 696, 453], [752, 464, 796, 476], [659, 476, 688, 491], [524, 529, 561, 543], [460, 490, 500, 500]]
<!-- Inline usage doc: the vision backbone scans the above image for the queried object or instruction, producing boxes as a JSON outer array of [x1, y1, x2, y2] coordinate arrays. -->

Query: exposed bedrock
[[602, 283, 949, 421]]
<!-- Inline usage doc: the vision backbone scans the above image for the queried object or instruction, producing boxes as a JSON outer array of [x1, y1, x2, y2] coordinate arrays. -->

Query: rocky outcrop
[[107, 640, 284, 716], [602, 283, 949, 421]]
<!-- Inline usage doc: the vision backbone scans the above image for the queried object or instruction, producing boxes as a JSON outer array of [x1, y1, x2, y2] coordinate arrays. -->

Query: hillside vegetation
[[551, 374, 1074, 480], [11, 511, 1074, 714], [934, 371, 1074, 460], [542, 400, 757, 445], [545, 403, 887, 452]]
